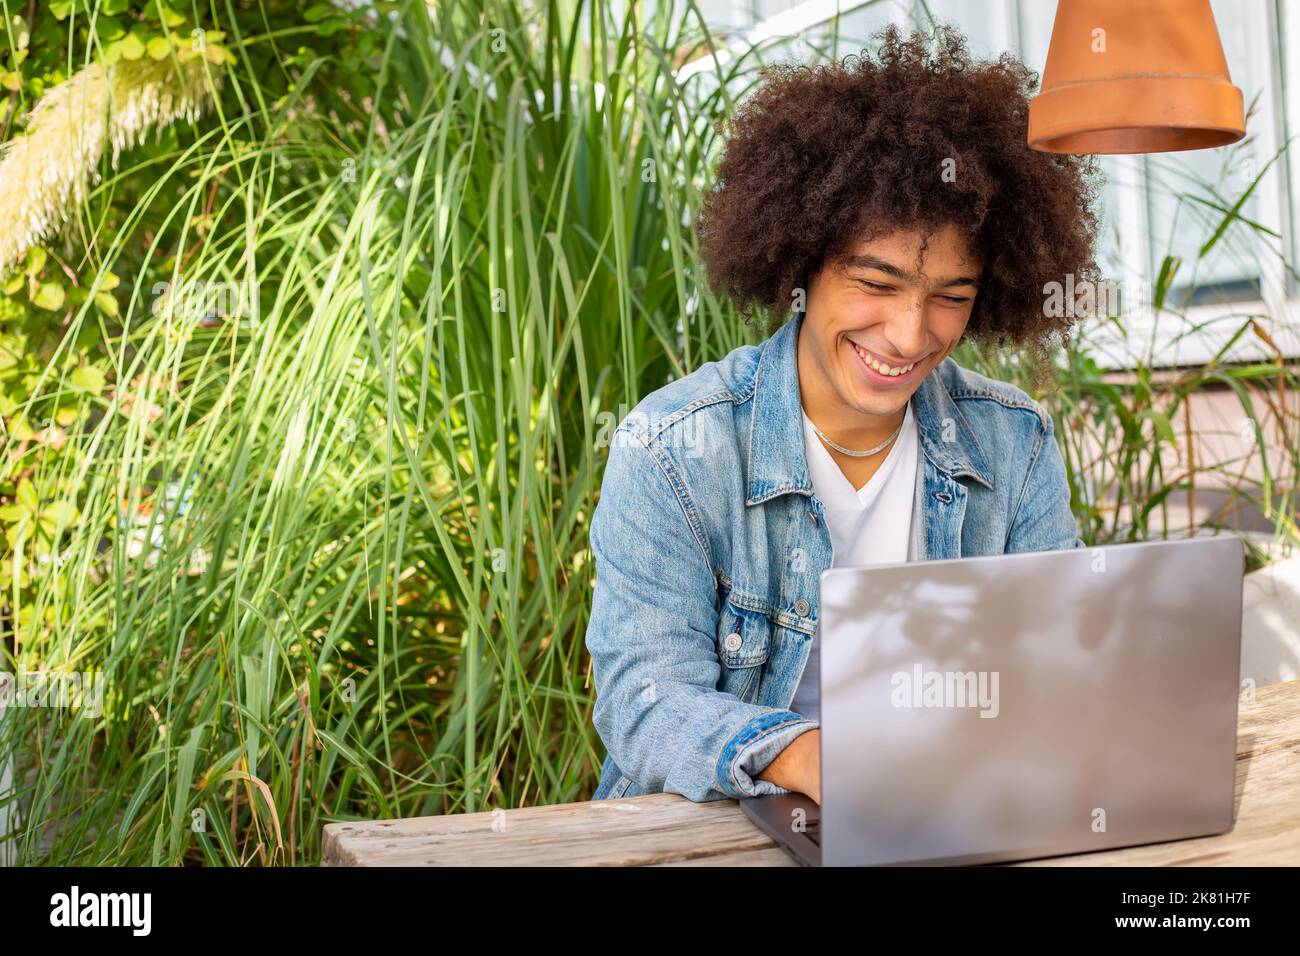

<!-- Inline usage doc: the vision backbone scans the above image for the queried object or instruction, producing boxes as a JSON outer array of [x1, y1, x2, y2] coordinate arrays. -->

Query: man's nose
[[884, 295, 930, 360]]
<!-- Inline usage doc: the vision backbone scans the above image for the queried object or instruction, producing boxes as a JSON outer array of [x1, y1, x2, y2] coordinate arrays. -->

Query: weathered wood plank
[[322, 679, 1300, 866], [322, 793, 773, 866]]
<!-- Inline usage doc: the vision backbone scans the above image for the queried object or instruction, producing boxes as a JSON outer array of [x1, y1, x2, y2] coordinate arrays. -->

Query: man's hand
[[756, 727, 820, 804]]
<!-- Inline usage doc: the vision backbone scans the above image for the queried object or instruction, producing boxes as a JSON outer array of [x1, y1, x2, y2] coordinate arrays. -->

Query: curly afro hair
[[695, 22, 1103, 354]]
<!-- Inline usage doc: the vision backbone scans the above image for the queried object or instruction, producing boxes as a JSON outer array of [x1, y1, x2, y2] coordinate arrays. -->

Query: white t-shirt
[[790, 397, 919, 720]]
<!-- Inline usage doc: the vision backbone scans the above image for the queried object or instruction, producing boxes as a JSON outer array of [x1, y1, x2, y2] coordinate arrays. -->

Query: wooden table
[[322, 679, 1300, 866]]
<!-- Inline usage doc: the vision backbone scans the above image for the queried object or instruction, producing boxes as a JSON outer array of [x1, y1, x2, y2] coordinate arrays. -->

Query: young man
[[585, 25, 1100, 804]]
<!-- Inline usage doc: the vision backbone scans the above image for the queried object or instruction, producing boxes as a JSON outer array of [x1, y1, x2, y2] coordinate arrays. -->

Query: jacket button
[[935, 491, 953, 503], [794, 598, 811, 616], [723, 632, 742, 651]]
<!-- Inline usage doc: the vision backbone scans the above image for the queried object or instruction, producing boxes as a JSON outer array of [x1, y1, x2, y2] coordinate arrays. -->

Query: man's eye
[[857, 280, 892, 292], [938, 295, 971, 305]]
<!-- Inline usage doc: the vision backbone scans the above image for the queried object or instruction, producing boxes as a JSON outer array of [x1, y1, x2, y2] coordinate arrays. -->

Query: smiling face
[[797, 222, 982, 441]]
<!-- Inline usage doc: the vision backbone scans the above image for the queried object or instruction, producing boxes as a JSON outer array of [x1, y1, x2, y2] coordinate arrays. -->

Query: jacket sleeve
[[1004, 411, 1086, 553], [585, 423, 819, 802]]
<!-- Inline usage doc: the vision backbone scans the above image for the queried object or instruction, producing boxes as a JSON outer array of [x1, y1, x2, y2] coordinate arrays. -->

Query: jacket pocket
[[716, 598, 771, 701]]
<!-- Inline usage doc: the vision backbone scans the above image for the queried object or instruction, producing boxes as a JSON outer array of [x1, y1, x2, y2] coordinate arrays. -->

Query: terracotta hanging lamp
[[1027, 0, 1246, 154]]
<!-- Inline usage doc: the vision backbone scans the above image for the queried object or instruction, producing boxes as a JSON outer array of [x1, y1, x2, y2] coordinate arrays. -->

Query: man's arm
[[585, 422, 819, 802], [1004, 411, 1085, 553], [758, 727, 821, 803]]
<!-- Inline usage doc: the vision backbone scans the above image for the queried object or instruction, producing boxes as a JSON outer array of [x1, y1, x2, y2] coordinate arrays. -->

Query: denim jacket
[[584, 309, 1084, 802]]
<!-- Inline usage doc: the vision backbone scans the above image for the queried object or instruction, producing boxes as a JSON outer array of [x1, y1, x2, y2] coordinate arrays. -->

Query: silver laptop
[[741, 535, 1245, 866]]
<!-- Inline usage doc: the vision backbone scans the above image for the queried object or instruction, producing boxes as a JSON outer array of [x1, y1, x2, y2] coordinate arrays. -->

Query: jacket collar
[[746, 309, 994, 506]]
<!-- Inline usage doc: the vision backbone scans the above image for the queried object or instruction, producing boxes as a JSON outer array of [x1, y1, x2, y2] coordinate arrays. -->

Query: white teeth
[[851, 341, 913, 376]]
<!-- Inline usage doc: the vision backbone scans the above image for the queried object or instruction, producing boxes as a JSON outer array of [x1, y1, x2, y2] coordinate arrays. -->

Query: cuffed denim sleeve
[[585, 424, 818, 802], [715, 708, 820, 799], [1004, 412, 1086, 553]]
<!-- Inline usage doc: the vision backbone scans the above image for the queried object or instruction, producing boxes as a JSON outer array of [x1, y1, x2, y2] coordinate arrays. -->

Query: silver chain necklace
[[809, 415, 904, 458]]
